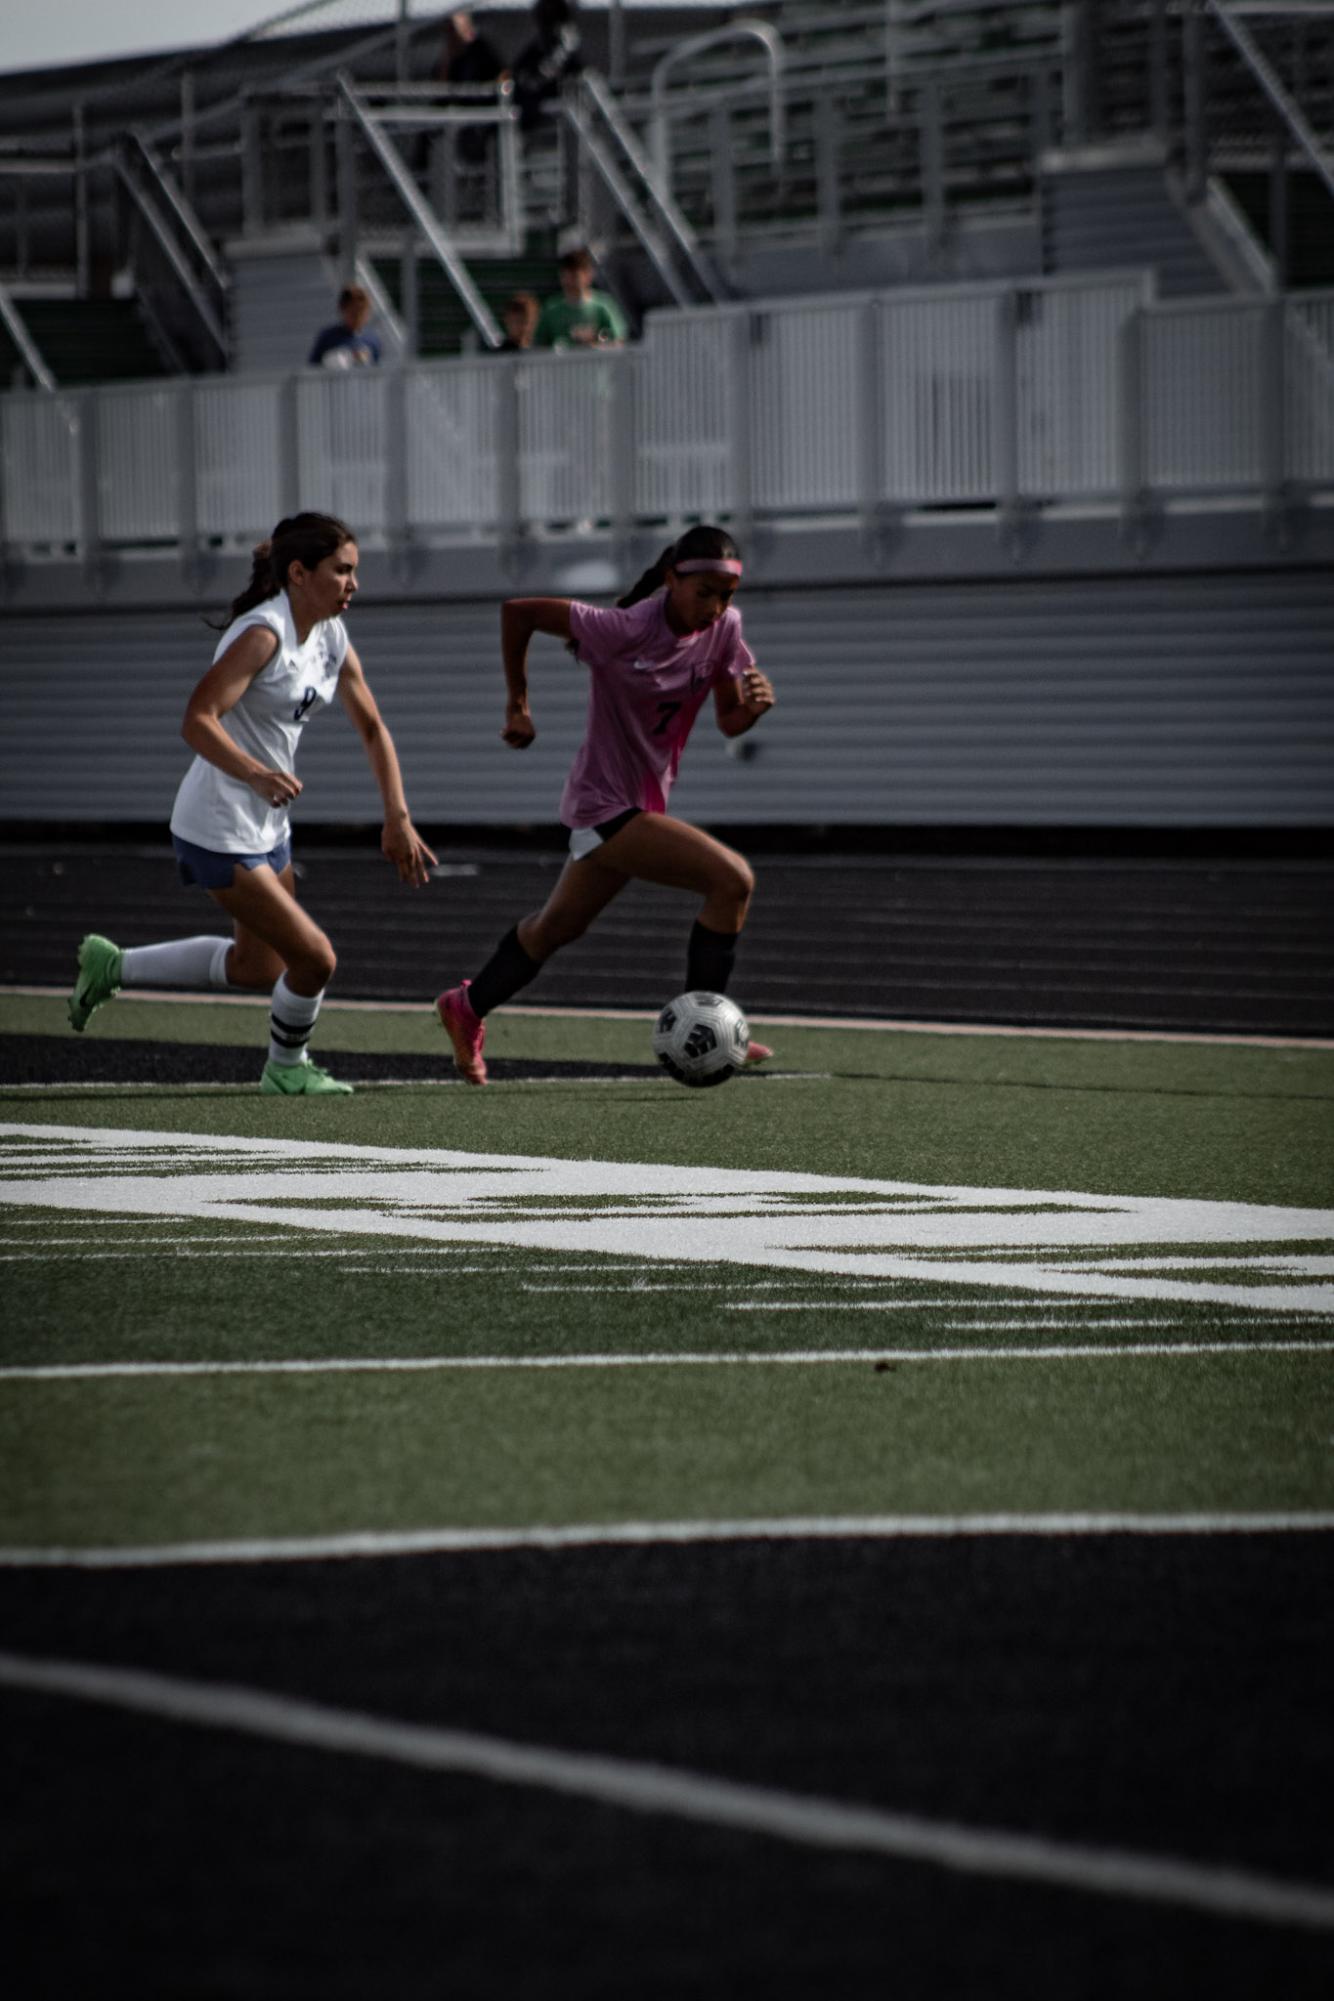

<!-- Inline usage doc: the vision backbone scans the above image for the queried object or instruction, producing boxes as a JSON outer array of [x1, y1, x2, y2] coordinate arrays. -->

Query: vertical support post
[[1031, 64, 1053, 162], [386, 363, 409, 562], [242, 98, 265, 237], [1149, 0, 1169, 146], [310, 106, 329, 233], [17, 176, 31, 286], [1183, 2, 1207, 204], [650, 108, 670, 204], [710, 106, 736, 267], [1260, 295, 1286, 516], [885, 0, 903, 119], [181, 72, 196, 210], [1062, 0, 1093, 148], [921, 79, 946, 257], [727, 310, 754, 537], [495, 356, 522, 543], [336, 103, 360, 278], [396, 0, 411, 87], [1118, 305, 1148, 544], [400, 234, 420, 357], [609, 347, 636, 547], [816, 96, 841, 257], [993, 290, 1020, 541], [572, 85, 595, 246], [176, 378, 199, 579], [1268, 117, 1289, 290], [0, 395, 10, 584], [609, 0, 627, 92], [500, 112, 524, 254], [77, 388, 102, 582], [279, 374, 301, 518], [857, 297, 886, 544], [73, 105, 90, 298]]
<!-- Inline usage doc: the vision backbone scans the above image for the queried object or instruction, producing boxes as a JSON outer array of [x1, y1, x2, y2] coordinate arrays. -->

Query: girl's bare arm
[[181, 628, 298, 806], [337, 646, 438, 886], [499, 598, 574, 747], [715, 664, 775, 738]]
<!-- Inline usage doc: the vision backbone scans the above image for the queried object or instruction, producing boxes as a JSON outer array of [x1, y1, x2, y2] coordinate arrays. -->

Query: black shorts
[[565, 807, 642, 859]]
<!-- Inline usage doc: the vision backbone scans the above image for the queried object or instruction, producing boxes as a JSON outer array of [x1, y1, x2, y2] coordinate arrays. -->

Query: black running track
[[3, 836, 1332, 1035], [5, 1537, 1334, 1999]]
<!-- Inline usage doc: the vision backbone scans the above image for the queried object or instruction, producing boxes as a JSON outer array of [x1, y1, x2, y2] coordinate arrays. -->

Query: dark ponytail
[[616, 523, 742, 609], [212, 511, 356, 627]]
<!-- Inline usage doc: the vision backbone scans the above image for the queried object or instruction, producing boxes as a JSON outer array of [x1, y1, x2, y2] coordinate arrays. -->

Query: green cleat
[[260, 1059, 354, 1097], [68, 934, 124, 1033]]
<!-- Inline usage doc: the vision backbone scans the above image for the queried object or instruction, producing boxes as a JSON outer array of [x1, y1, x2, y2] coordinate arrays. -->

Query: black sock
[[469, 926, 541, 1018], [686, 920, 738, 997]]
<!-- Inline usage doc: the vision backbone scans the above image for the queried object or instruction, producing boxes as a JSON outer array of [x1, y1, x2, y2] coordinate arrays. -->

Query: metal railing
[[113, 132, 228, 364], [5, 274, 1330, 573], [0, 279, 55, 391], [649, 21, 788, 188], [1193, 1, 1334, 208], [562, 72, 726, 309], [335, 75, 502, 349]]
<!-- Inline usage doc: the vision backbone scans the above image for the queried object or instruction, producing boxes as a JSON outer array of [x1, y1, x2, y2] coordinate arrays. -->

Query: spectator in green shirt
[[535, 247, 628, 349]]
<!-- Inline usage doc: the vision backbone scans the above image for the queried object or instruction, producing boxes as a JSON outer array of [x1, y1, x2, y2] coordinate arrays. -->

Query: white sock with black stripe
[[268, 973, 323, 1067], [120, 937, 234, 990]]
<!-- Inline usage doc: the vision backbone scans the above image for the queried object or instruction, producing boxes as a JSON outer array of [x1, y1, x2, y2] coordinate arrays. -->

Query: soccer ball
[[652, 990, 750, 1089]]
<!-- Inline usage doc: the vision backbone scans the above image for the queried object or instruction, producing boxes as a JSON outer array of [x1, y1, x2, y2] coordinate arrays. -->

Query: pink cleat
[[745, 1039, 773, 1065], [436, 981, 488, 1085]]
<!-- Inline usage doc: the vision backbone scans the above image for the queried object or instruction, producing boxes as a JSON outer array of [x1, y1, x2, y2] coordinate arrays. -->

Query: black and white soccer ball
[[652, 990, 750, 1089]]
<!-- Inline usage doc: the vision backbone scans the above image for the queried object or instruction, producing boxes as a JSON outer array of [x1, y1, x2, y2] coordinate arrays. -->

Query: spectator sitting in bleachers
[[308, 287, 382, 370], [497, 292, 540, 351], [535, 247, 627, 350]]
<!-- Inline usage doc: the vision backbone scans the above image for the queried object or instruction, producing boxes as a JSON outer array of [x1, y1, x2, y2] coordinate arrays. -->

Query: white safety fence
[[3, 276, 1332, 559]]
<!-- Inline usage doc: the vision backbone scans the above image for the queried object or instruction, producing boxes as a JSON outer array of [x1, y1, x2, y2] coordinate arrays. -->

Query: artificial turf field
[[2, 984, 1333, 1997]]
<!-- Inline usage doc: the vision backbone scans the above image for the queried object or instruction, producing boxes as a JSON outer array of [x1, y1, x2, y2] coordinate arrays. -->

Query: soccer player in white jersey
[[67, 512, 436, 1095]]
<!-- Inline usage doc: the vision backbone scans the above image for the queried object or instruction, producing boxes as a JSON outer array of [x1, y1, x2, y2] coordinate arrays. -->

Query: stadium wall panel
[[2, 570, 1331, 827]]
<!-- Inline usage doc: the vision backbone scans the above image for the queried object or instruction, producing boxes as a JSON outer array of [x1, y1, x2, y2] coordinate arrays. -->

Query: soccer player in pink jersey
[[436, 524, 775, 1084]]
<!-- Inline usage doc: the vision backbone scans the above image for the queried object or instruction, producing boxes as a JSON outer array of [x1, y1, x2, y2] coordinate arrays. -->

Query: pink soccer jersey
[[560, 594, 755, 826]]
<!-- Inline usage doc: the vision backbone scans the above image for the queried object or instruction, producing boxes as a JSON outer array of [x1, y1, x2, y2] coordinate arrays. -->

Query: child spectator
[[497, 292, 540, 351], [308, 287, 382, 369], [535, 247, 627, 349]]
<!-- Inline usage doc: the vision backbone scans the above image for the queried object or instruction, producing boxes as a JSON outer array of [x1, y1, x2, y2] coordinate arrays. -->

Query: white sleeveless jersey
[[169, 592, 349, 853]]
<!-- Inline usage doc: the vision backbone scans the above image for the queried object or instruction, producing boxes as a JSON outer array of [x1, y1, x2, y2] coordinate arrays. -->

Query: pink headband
[[673, 558, 742, 577]]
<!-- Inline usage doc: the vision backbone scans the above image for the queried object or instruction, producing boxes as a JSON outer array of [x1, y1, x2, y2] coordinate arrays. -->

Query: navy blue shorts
[[173, 833, 293, 891]]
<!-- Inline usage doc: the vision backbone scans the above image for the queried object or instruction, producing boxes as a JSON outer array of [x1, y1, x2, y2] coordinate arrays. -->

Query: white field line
[[1, 1651, 1331, 1935], [3, 983, 1329, 1051], [725, 1299, 1314, 1319], [1, 1250, 795, 1266], [1, 1339, 1330, 1382], [3, 1513, 1334, 1572], [0, 1077, 683, 1095]]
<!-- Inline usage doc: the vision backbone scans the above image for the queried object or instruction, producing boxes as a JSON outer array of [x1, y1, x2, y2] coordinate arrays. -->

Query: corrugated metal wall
[[2, 570, 1331, 826]]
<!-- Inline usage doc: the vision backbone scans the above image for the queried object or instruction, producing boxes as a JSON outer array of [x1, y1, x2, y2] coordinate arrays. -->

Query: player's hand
[[251, 767, 302, 808], [382, 816, 437, 888], [740, 668, 774, 716], [502, 704, 536, 749]]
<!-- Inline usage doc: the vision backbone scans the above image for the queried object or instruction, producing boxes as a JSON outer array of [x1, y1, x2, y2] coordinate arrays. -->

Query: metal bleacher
[[3, 2, 1332, 376], [1, 5, 1332, 837], [0, 1, 1332, 566]]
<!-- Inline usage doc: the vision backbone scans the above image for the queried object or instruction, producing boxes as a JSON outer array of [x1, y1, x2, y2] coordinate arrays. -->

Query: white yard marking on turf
[[0, 1339, 1329, 1381], [1, 1651, 1331, 1934], [2, 1123, 1332, 1316]]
